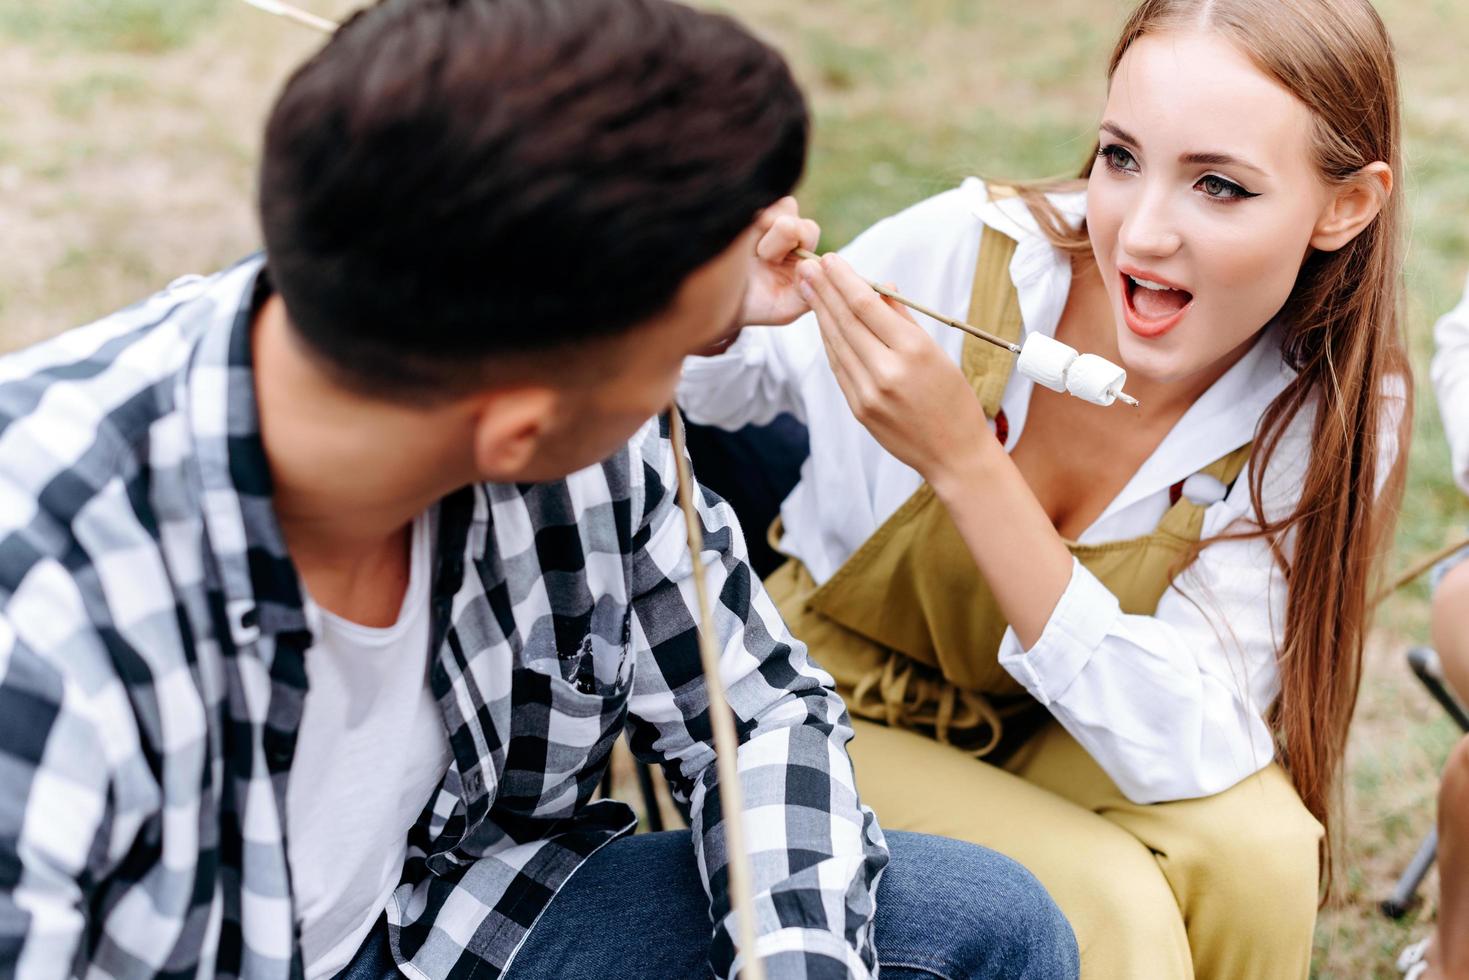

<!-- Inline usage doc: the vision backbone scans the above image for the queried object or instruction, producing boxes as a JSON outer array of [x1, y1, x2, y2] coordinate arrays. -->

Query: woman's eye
[[1197, 174, 1258, 200], [1098, 144, 1139, 174]]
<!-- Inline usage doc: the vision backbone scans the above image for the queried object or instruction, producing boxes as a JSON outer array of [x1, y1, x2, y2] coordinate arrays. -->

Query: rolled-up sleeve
[[997, 548, 1281, 803], [1000, 388, 1404, 804]]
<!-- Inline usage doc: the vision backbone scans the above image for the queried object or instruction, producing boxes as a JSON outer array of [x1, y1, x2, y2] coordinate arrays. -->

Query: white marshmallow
[[1016, 333, 1078, 393], [1065, 353, 1128, 406]]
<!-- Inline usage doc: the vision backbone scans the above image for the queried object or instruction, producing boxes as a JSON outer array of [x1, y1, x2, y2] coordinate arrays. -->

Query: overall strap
[[960, 224, 1024, 419], [1155, 442, 1256, 539]]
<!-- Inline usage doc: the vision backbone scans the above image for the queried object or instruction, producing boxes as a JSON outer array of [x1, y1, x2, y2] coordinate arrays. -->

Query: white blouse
[[1433, 272, 1469, 495], [680, 178, 1348, 804]]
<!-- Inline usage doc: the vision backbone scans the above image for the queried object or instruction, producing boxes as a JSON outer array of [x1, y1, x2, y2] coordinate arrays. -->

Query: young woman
[[680, 0, 1409, 976]]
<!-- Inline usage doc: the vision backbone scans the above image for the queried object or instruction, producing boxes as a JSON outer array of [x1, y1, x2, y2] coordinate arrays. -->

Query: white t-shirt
[[286, 513, 453, 980]]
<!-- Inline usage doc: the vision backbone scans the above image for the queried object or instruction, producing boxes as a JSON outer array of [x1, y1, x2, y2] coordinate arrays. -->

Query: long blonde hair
[[1001, 0, 1410, 892]]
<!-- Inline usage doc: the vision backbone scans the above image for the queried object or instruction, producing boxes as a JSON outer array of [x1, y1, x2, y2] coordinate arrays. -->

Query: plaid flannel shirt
[[0, 257, 888, 979]]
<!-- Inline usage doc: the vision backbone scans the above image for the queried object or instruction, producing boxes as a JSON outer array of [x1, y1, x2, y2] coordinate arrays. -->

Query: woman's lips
[[1121, 273, 1194, 340]]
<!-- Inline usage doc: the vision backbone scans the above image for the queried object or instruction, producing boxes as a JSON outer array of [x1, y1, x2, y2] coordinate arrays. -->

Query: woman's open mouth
[[1120, 269, 1194, 339]]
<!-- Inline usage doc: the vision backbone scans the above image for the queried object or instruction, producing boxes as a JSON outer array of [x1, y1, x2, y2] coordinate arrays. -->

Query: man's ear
[[469, 385, 561, 482], [1310, 162, 1392, 253]]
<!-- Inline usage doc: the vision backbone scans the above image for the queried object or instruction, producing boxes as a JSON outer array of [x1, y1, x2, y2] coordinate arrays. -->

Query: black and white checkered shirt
[[0, 257, 887, 980]]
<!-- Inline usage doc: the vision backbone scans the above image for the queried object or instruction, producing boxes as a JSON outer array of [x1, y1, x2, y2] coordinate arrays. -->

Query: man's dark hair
[[258, 0, 809, 398]]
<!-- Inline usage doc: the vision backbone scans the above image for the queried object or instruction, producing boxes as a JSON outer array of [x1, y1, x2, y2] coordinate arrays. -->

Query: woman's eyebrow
[[1179, 150, 1267, 178], [1100, 121, 1141, 145], [1101, 121, 1267, 177]]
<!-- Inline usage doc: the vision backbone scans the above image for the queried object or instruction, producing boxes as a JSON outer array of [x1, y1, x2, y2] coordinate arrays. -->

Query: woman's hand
[[797, 253, 997, 488], [740, 197, 822, 327]]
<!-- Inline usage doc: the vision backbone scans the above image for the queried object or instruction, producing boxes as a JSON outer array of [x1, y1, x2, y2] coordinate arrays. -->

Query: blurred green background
[[0, 0, 1465, 974]]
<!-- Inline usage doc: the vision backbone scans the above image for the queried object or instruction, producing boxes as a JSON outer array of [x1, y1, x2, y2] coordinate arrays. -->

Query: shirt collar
[[1100, 321, 1294, 522], [180, 254, 310, 648], [963, 177, 1085, 347]]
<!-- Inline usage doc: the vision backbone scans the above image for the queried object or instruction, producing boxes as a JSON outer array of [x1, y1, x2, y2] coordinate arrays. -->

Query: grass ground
[[0, 1, 1465, 975]]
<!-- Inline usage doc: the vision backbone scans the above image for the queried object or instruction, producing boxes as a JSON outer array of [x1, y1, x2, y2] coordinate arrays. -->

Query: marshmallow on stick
[[1064, 352, 1129, 407], [1014, 335, 1131, 407], [1014, 333, 1077, 394], [790, 249, 1138, 408]]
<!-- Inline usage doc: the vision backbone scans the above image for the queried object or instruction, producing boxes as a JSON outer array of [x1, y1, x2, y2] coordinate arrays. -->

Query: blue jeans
[[337, 830, 1077, 979]]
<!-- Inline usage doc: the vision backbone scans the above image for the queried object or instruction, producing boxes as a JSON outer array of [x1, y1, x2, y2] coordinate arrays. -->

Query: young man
[[0, 1, 1076, 978]]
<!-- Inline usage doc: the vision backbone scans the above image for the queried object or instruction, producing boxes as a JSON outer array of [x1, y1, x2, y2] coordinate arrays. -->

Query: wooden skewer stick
[[793, 248, 1019, 353], [1373, 533, 1469, 608], [793, 248, 1141, 409], [668, 406, 766, 980], [238, 0, 338, 33]]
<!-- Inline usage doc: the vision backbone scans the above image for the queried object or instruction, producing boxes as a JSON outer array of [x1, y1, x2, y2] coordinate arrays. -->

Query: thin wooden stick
[[793, 248, 1019, 353], [239, 0, 337, 34], [1373, 533, 1469, 608], [669, 406, 766, 980], [794, 247, 1141, 408]]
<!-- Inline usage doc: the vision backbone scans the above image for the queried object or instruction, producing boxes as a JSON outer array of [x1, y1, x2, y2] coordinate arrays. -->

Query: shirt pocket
[[552, 603, 634, 699], [502, 615, 632, 817]]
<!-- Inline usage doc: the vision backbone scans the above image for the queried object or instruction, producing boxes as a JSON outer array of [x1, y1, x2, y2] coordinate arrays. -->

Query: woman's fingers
[[799, 258, 893, 370], [801, 262, 865, 383], [879, 287, 920, 325], [811, 298, 872, 413], [821, 255, 920, 351], [803, 265, 905, 426]]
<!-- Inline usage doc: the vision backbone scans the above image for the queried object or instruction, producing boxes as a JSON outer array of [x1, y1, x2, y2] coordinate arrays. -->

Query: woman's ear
[[1310, 162, 1393, 253]]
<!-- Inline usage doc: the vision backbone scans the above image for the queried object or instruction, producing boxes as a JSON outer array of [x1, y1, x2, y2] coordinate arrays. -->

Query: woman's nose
[[1119, 188, 1183, 258]]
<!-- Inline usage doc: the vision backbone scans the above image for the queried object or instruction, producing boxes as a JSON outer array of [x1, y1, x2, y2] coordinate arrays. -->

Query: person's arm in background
[[1432, 271, 1469, 494]]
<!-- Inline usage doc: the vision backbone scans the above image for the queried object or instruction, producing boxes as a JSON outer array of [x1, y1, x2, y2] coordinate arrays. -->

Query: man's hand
[[739, 197, 821, 328]]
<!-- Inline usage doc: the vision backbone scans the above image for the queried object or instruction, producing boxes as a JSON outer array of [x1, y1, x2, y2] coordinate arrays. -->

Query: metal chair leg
[[1408, 646, 1469, 732], [1380, 646, 1468, 919], [1383, 828, 1438, 919], [635, 760, 666, 833]]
